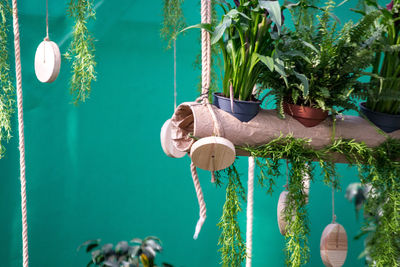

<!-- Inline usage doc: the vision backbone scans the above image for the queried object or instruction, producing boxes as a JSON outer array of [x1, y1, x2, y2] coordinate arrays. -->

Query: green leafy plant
[[215, 164, 246, 266], [161, 0, 186, 49], [359, 0, 400, 115], [232, 135, 400, 266], [0, 0, 14, 158], [187, 0, 283, 101], [65, 0, 97, 105], [79, 237, 173, 267], [262, 0, 379, 116]]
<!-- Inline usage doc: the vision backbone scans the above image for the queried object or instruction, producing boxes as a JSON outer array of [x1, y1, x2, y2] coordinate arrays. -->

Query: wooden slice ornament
[[160, 119, 186, 158], [35, 0, 61, 83], [34, 40, 61, 83], [320, 223, 348, 267], [190, 136, 235, 171], [277, 190, 289, 235]]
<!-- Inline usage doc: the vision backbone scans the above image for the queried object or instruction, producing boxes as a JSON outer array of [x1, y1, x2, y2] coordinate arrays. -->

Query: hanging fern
[[215, 164, 246, 267], [65, 0, 97, 104], [234, 135, 400, 267], [161, 0, 186, 49], [0, 0, 15, 158]]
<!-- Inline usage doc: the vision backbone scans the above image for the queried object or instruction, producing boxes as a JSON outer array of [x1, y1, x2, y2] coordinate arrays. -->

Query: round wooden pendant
[[320, 223, 348, 267], [277, 190, 289, 235], [34, 40, 61, 83], [190, 136, 235, 171], [160, 119, 186, 158]]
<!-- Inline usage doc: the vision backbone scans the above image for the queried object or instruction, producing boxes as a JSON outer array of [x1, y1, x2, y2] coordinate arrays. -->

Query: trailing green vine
[[215, 164, 246, 267], [161, 0, 186, 49], [65, 0, 97, 104], [234, 135, 400, 267], [0, 0, 14, 158]]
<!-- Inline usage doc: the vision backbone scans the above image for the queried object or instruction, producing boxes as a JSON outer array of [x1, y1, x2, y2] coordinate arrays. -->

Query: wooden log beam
[[170, 102, 400, 154]]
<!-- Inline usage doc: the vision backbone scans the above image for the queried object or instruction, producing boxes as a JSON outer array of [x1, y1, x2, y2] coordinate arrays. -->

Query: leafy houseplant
[[262, 0, 378, 127], [358, 0, 400, 133], [198, 0, 283, 122], [79, 237, 172, 267]]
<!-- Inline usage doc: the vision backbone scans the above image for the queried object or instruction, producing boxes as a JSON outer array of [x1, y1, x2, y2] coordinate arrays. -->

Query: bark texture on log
[[170, 102, 400, 153]]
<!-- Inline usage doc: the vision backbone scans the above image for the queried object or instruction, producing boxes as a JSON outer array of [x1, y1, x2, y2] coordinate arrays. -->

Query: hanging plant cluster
[[0, 0, 15, 158], [65, 0, 97, 104], [160, 0, 400, 266]]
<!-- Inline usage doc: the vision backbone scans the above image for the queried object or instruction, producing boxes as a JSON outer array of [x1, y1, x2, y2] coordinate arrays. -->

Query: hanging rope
[[191, 162, 207, 240], [11, 0, 29, 266], [331, 186, 336, 223], [173, 39, 177, 110], [45, 0, 49, 41], [246, 157, 255, 267]]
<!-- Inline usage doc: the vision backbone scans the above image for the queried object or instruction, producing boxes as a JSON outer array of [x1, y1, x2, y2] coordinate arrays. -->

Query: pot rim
[[359, 102, 400, 118], [213, 92, 261, 104]]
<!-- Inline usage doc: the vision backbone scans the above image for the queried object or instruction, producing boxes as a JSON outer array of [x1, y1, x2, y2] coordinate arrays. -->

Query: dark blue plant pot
[[359, 102, 400, 133], [213, 93, 261, 122]]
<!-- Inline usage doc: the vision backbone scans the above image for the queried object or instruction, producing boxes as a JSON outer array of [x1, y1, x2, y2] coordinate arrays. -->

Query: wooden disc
[[320, 223, 348, 267], [190, 136, 235, 171], [34, 40, 61, 83], [160, 119, 186, 158], [277, 190, 289, 235]]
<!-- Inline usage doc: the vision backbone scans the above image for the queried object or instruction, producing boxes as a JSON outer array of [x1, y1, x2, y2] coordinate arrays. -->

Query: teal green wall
[[0, 0, 367, 266]]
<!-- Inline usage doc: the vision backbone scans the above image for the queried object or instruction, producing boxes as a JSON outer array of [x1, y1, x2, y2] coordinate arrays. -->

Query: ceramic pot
[[283, 102, 328, 127], [359, 102, 400, 133], [213, 93, 261, 122]]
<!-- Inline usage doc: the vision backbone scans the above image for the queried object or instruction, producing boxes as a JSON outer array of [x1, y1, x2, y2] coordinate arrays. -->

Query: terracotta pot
[[283, 102, 328, 127]]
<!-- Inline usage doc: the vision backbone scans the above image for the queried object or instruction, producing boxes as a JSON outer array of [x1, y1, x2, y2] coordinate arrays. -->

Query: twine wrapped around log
[[170, 102, 400, 154]]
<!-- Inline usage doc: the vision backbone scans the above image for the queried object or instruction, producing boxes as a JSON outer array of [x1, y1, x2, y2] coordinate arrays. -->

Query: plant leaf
[[256, 53, 274, 71], [259, 1, 282, 32], [294, 71, 309, 97]]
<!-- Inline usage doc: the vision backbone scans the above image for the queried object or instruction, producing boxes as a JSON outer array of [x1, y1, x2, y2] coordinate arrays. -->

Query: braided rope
[[201, 0, 211, 97], [191, 162, 207, 239], [11, 0, 29, 266], [246, 157, 255, 267]]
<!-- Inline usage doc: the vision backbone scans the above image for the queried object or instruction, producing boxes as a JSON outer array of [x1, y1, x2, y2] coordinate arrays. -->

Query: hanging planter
[[283, 102, 329, 127], [213, 93, 261, 122], [359, 102, 400, 133]]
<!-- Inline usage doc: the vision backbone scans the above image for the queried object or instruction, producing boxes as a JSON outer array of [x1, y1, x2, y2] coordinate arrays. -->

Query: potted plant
[[261, 0, 379, 127], [358, 0, 400, 133], [189, 0, 283, 122], [79, 236, 172, 267]]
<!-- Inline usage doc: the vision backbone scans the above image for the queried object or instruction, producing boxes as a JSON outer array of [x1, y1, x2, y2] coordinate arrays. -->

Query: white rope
[[332, 186, 336, 223], [246, 157, 255, 267], [12, 0, 29, 266], [191, 162, 207, 239], [45, 0, 49, 40], [173, 39, 177, 110]]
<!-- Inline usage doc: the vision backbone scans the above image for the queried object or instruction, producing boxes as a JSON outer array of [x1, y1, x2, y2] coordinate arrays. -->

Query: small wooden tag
[[34, 40, 61, 83], [320, 223, 348, 267]]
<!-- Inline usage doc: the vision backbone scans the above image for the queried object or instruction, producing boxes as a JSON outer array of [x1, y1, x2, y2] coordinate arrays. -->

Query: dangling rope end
[[193, 215, 206, 240]]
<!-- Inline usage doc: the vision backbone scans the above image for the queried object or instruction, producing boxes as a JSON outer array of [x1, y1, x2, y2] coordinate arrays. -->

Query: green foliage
[[215, 164, 246, 267], [161, 0, 186, 49], [65, 0, 97, 105], [0, 0, 14, 158], [237, 135, 400, 266], [79, 237, 173, 267], [358, 0, 400, 114], [209, 0, 282, 101], [262, 0, 379, 116]]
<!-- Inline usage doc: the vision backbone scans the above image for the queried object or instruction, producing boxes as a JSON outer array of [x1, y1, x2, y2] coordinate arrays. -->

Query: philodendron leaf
[[180, 23, 212, 34], [130, 238, 143, 244], [294, 71, 309, 97], [212, 16, 232, 44], [226, 9, 251, 20], [259, 1, 282, 32], [302, 41, 319, 54], [256, 53, 274, 71], [78, 239, 101, 252]]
